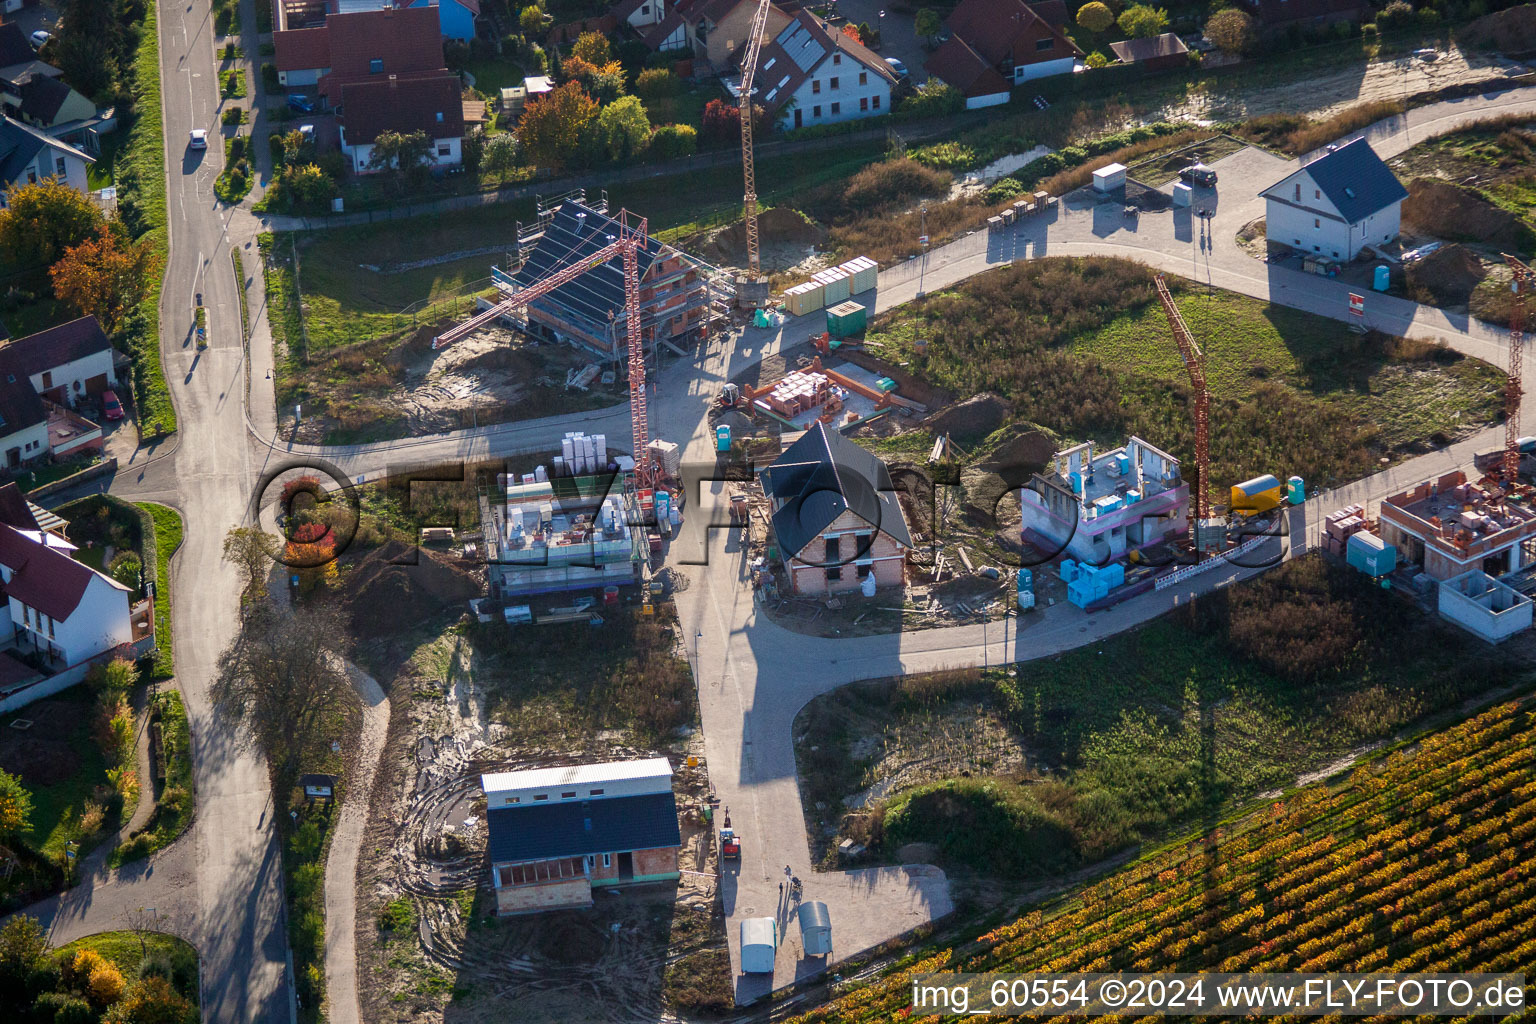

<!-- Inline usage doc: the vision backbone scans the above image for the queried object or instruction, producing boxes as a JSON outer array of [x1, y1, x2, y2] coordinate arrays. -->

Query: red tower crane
[[1501, 253, 1534, 487], [1154, 274, 1211, 538], [736, 0, 774, 295], [435, 210, 660, 486]]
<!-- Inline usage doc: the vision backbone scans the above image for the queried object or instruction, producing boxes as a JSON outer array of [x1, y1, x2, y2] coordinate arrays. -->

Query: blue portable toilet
[[1373, 265, 1390, 292], [716, 425, 732, 453], [1017, 569, 1035, 610], [1114, 452, 1131, 476], [1069, 471, 1083, 494], [1287, 476, 1305, 505]]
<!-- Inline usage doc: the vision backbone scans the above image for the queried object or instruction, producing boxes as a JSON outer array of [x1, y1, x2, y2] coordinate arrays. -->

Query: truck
[[720, 826, 740, 860]]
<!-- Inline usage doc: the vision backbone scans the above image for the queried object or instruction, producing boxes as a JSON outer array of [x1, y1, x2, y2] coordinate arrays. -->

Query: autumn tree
[[571, 30, 611, 65], [561, 53, 626, 102], [211, 603, 360, 786], [1076, 0, 1115, 33], [0, 769, 34, 841], [1205, 7, 1257, 54], [599, 95, 651, 160], [915, 7, 943, 41], [0, 916, 48, 1009], [367, 130, 433, 191], [518, 3, 546, 35], [518, 81, 599, 171], [1118, 4, 1169, 37], [102, 975, 196, 1024], [0, 178, 105, 272], [482, 133, 522, 178], [223, 526, 280, 606], [648, 122, 696, 158], [700, 98, 765, 144], [281, 164, 337, 213], [49, 228, 162, 333]]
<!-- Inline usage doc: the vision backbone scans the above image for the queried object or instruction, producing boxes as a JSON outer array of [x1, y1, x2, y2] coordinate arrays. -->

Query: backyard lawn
[[0, 692, 111, 861]]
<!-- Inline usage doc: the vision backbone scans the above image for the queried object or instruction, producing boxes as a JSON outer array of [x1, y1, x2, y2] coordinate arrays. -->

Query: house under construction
[[491, 191, 734, 361], [1020, 437, 1189, 564], [1378, 471, 1536, 581]]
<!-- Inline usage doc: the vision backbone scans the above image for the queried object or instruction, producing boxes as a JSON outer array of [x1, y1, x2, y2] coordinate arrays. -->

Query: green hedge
[[136, 502, 183, 680], [112, 690, 195, 866], [116, 0, 177, 437]]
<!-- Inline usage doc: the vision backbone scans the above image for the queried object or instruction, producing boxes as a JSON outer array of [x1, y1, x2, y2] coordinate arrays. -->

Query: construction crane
[[1154, 274, 1211, 542], [1500, 253, 1534, 487], [435, 210, 660, 487], [735, 0, 774, 300]]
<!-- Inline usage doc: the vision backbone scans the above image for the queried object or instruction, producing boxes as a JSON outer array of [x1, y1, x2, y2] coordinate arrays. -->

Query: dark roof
[[0, 114, 92, 189], [486, 792, 681, 863], [339, 73, 464, 143], [0, 316, 112, 378], [318, 5, 444, 101], [640, 9, 687, 49], [1265, 137, 1407, 222], [1029, 0, 1068, 28], [0, 24, 33, 69], [925, 34, 1010, 97], [18, 75, 72, 125], [1109, 32, 1189, 62], [0, 522, 118, 621], [942, 0, 1081, 68], [274, 25, 333, 71], [300, 773, 337, 788], [759, 422, 913, 558], [514, 201, 664, 328], [745, 10, 895, 115], [0, 374, 45, 440], [0, 60, 62, 90], [0, 483, 41, 532]]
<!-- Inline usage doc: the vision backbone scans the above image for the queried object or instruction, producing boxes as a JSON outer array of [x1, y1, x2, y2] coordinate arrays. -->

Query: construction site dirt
[[350, 611, 728, 1024]]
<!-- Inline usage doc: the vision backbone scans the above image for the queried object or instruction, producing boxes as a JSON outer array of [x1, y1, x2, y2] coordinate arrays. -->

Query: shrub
[[222, 106, 244, 126], [649, 122, 697, 159], [261, 63, 280, 93], [1205, 7, 1257, 54], [34, 993, 94, 1024], [898, 80, 963, 119], [88, 657, 139, 697], [378, 897, 415, 932], [63, 949, 108, 990], [1086, 51, 1109, 68], [634, 67, 680, 101], [108, 552, 143, 592], [1076, 0, 1115, 32], [1118, 4, 1168, 37], [909, 141, 977, 171], [86, 963, 125, 1006], [985, 177, 1025, 203], [268, 132, 287, 165], [1376, 0, 1415, 31], [841, 158, 950, 213]]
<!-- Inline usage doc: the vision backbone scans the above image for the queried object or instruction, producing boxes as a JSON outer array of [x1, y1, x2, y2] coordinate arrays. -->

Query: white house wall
[[1265, 198, 1400, 261], [1015, 56, 1073, 82], [9, 575, 132, 666], [31, 350, 115, 403], [343, 134, 462, 174], [279, 68, 324, 87], [965, 92, 1009, 109], [0, 422, 49, 464], [777, 62, 892, 128]]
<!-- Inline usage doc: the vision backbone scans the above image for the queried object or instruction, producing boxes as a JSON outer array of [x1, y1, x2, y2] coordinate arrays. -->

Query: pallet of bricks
[[1322, 503, 1367, 556]]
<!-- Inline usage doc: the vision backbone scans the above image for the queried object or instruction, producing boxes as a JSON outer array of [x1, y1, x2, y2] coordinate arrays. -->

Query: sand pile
[[1406, 243, 1487, 307], [694, 207, 826, 266], [342, 540, 481, 638], [1459, 4, 1536, 52], [924, 393, 1011, 442]]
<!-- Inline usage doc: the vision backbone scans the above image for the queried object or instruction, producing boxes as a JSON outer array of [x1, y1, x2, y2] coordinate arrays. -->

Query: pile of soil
[[1406, 243, 1488, 307], [341, 540, 481, 638], [924, 392, 1011, 442], [976, 428, 1057, 480], [694, 207, 826, 267], [1402, 178, 1530, 251], [1459, 3, 1536, 52]]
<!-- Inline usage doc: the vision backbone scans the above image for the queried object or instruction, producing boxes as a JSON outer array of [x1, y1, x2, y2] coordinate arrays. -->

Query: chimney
[[389, 73, 397, 89]]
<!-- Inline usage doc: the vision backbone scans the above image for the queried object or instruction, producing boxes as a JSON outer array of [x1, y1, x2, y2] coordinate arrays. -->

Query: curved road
[[14, 65, 1534, 1022]]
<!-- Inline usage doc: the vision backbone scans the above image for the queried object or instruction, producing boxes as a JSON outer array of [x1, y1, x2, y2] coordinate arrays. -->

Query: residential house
[[1259, 137, 1407, 261], [1232, 0, 1367, 36], [0, 375, 47, 469], [481, 758, 682, 915], [0, 114, 93, 202], [274, 5, 445, 98], [926, 0, 1080, 109], [759, 422, 912, 595], [339, 73, 464, 173], [0, 315, 119, 409], [272, 0, 475, 40], [0, 481, 67, 538], [1019, 437, 1188, 564], [6, 74, 94, 131], [732, 11, 898, 130], [505, 200, 712, 357], [616, 0, 792, 68], [1108, 32, 1190, 71], [1378, 471, 1536, 581], [401, 0, 479, 40]]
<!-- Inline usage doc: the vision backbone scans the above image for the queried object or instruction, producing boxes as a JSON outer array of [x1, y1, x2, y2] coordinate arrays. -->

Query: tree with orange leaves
[[48, 227, 161, 333]]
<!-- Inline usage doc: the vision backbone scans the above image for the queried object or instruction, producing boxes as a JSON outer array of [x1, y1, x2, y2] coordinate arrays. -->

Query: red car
[[102, 390, 124, 421]]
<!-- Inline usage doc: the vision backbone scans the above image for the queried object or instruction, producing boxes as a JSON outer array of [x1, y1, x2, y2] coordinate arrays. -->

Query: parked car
[[1179, 163, 1218, 187], [287, 93, 315, 113], [188, 129, 208, 150], [884, 57, 909, 79], [101, 390, 124, 421]]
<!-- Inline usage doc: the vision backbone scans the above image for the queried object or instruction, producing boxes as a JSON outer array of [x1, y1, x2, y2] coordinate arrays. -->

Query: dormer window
[[435, 111, 444, 122]]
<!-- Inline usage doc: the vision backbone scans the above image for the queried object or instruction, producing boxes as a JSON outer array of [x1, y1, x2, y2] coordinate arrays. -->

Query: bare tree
[[212, 604, 358, 786], [223, 526, 280, 607]]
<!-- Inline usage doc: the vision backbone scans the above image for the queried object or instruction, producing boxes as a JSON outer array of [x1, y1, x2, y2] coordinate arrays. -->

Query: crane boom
[[1154, 274, 1211, 528], [738, 0, 774, 279], [1502, 253, 1534, 487]]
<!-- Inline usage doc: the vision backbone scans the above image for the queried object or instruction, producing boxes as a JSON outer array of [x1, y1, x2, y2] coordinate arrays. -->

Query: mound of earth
[[924, 392, 1011, 442], [694, 207, 826, 267], [341, 540, 481, 638], [1402, 179, 1531, 251], [1407, 243, 1487, 307], [976, 428, 1057, 479], [1459, 3, 1536, 52]]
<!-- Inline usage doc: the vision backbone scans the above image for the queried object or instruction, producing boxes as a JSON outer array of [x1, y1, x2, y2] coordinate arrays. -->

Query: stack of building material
[[814, 267, 851, 304], [784, 281, 825, 317], [1061, 559, 1126, 608], [837, 256, 877, 295], [1322, 504, 1367, 557], [764, 371, 830, 416], [648, 439, 682, 478], [558, 432, 608, 474]]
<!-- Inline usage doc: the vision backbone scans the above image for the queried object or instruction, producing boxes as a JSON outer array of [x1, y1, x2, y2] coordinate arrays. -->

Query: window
[[55, 157, 66, 176], [1293, 182, 1301, 201], [435, 111, 444, 122], [1314, 188, 1321, 199], [830, 76, 839, 89], [813, 105, 821, 117], [830, 101, 840, 114], [46, 616, 53, 638], [561, 791, 576, 799], [603, 853, 612, 867], [1036, 37, 1053, 50], [832, 53, 841, 65], [437, 143, 451, 156], [859, 71, 867, 85], [533, 794, 548, 801], [1314, 218, 1320, 228], [586, 855, 595, 868], [41, 372, 51, 389], [589, 788, 604, 796], [369, 58, 383, 73], [872, 95, 880, 109], [640, 3, 649, 11], [507, 796, 520, 804], [859, 96, 868, 111], [812, 79, 820, 94]]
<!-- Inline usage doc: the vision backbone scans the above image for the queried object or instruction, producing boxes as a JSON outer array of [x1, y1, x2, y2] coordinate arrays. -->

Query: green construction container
[[826, 300, 867, 338]]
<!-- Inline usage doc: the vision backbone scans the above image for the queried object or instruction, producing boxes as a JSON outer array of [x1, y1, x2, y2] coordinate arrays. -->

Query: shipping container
[[826, 301, 867, 338], [1347, 531, 1397, 577]]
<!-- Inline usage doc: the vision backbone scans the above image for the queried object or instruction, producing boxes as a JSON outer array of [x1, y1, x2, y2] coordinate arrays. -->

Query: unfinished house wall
[[787, 508, 907, 595], [493, 858, 594, 914], [1378, 471, 1536, 581], [1437, 569, 1534, 643], [1021, 436, 1188, 564]]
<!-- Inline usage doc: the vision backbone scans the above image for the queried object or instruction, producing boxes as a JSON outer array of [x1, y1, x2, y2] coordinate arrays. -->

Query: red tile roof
[[744, 10, 896, 115], [317, 6, 445, 103], [924, 35, 1010, 98], [340, 73, 464, 143], [0, 316, 112, 377], [940, 0, 1080, 71], [0, 522, 124, 621], [274, 25, 332, 72]]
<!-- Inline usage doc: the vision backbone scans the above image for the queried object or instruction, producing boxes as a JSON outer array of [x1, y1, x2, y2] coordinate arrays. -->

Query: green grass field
[[15, 693, 111, 861]]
